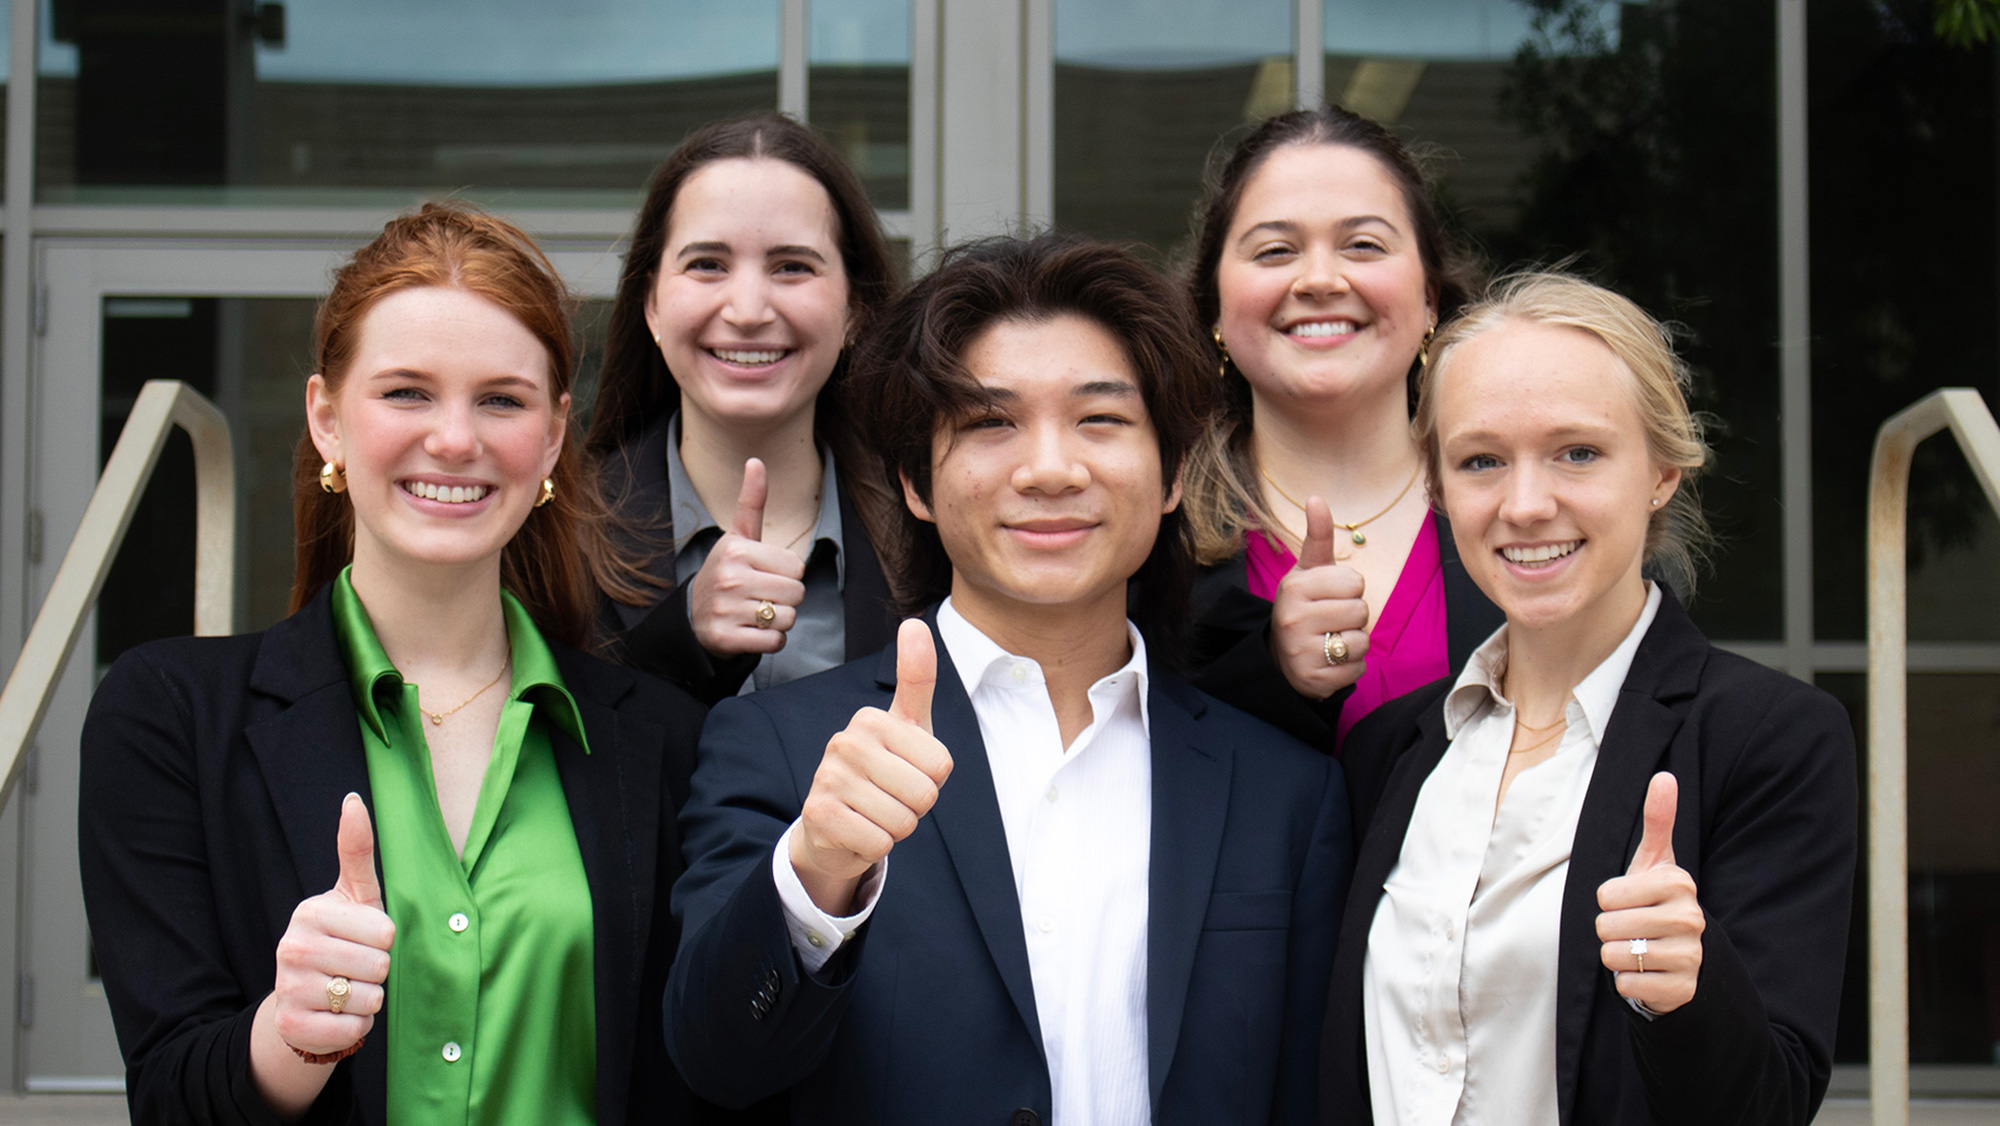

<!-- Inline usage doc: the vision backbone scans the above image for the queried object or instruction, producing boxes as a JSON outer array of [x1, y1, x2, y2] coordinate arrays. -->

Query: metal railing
[[1866, 387, 2000, 1126], [0, 380, 234, 809]]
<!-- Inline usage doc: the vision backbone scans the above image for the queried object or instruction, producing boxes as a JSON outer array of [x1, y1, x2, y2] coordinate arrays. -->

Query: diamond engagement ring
[[1629, 937, 1648, 973]]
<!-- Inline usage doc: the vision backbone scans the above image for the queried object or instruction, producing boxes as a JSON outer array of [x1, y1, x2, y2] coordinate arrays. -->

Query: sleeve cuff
[[771, 820, 885, 974], [1616, 973, 1661, 1021]]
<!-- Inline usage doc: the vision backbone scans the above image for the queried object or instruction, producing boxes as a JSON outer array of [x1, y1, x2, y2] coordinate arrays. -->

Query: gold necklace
[[1259, 461, 1422, 546], [1514, 712, 1568, 734], [416, 658, 509, 726], [781, 493, 822, 552], [1509, 722, 1567, 756]]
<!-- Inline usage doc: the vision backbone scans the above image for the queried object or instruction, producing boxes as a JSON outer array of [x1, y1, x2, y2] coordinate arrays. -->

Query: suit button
[[1010, 1110, 1041, 1126]]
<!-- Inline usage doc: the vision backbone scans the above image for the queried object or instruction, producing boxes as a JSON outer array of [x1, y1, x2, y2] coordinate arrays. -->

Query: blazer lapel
[[837, 483, 898, 660], [549, 654, 655, 1126], [1551, 591, 1705, 1125], [1144, 677, 1231, 1107], [906, 620, 1047, 1056]]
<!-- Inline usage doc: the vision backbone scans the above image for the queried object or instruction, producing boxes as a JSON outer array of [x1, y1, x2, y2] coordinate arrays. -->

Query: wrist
[[788, 833, 862, 915]]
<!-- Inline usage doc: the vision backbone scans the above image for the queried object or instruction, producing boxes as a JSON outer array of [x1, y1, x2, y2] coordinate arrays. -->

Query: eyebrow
[[975, 379, 1141, 402], [1235, 214, 1402, 247], [1445, 421, 1618, 446], [675, 240, 829, 265]]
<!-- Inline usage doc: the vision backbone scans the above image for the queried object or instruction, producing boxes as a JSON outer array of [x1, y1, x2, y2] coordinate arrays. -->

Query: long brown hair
[[584, 113, 902, 573], [289, 201, 640, 646], [1179, 106, 1485, 564]]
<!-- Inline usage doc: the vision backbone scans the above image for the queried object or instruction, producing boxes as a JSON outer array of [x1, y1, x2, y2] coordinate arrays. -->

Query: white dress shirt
[[1363, 583, 1662, 1126], [774, 598, 1155, 1126]]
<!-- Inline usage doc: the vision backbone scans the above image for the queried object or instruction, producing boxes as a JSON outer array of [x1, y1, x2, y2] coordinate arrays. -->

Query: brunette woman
[[588, 113, 900, 703], [1182, 106, 1501, 751], [79, 203, 704, 1125], [1320, 273, 1855, 1125]]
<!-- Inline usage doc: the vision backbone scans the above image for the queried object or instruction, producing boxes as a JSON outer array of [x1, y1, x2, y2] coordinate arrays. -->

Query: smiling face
[[1213, 142, 1435, 414], [643, 156, 852, 434], [903, 314, 1181, 635], [308, 285, 567, 582], [1433, 318, 1679, 644]]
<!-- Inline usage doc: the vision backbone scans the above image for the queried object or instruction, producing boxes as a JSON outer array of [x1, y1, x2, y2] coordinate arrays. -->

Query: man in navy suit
[[666, 233, 1351, 1126]]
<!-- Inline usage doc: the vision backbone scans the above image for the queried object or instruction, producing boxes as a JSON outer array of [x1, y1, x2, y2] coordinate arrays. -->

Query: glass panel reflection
[[94, 295, 614, 664], [1053, 0, 1294, 256], [1316, 0, 1781, 640], [811, 0, 910, 210], [39, 0, 778, 206]]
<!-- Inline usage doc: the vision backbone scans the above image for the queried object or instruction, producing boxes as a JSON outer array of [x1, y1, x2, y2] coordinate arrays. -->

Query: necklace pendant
[[1351, 530, 1366, 546], [429, 714, 443, 726]]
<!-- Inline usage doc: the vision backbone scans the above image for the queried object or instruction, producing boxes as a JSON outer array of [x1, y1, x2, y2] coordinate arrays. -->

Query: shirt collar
[[330, 566, 589, 751], [1442, 581, 1663, 745], [663, 411, 847, 585], [934, 597, 1152, 736]]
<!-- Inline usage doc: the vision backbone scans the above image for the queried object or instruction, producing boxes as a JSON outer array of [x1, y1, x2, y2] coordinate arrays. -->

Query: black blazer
[[666, 614, 1353, 1125], [595, 415, 898, 704], [78, 586, 706, 1126], [1319, 589, 1858, 1126], [1188, 513, 1503, 751]]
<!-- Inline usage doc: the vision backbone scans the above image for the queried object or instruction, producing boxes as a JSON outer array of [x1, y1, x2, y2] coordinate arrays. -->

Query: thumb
[[731, 458, 767, 541], [1627, 772, 1678, 874], [334, 792, 383, 910], [888, 618, 936, 735], [1297, 496, 1337, 570]]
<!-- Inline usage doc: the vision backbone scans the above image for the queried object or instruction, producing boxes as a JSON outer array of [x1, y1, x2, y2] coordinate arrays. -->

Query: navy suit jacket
[[667, 616, 1352, 1125]]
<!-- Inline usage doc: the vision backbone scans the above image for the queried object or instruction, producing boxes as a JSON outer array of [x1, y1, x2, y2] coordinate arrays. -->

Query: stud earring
[[536, 477, 556, 508], [319, 461, 347, 494], [1650, 497, 1661, 508]]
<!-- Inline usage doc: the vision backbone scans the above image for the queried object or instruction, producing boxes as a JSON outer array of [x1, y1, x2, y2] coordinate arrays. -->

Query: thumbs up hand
[[791, 620, 954, 915], [1270, 497, 1372, 700], [689, 457, 811, 659], [270, 794, 397, 1055], [1596, 773, 1705, 1014]]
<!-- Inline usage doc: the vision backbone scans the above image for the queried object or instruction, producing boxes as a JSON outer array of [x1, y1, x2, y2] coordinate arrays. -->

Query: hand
[[269, 794, 396, 1055], [688, 458, 809, 658], [1270, 497, 1371, 699], [1596, 772, 1705, 1014], [790, 620, 954, 915]]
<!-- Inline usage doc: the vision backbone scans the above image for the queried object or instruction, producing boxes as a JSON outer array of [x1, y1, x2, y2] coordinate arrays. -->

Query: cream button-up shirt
[[1363, 583, 1662, 1126]]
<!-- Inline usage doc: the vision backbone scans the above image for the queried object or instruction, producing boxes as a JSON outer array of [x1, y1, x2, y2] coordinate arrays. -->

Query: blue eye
[[1461, 453, 1499, 471], [1561, 447, 1600, 464]]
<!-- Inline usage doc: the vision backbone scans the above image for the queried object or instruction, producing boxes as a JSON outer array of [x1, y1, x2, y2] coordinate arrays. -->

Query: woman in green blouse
[[79, 202, 707, 1125]]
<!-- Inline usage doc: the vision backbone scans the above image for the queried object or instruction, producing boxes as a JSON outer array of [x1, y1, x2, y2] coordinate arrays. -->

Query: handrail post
[[1865, 388, 2000, 1126], [0, 380, 234, 808]]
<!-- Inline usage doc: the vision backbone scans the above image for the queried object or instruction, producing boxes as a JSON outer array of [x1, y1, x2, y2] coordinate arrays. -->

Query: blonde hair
[[1412, 271, 1713, 596]]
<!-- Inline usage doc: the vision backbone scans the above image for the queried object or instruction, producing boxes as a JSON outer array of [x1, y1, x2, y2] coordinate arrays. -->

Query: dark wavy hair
[[1181, 105, 1486, 563], [848, 232, 1217, 665], [583, 112, 901, 565]]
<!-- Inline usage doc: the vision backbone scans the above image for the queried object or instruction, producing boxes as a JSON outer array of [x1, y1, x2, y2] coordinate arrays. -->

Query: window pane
[[38, 0, 778, 207], [1054, 0, 1293, 256], [1809, 1, 2000, 643], [1818, 673, 2000, 1068], [1321, 0, 1781, 639], [811, 0, 910, 210]]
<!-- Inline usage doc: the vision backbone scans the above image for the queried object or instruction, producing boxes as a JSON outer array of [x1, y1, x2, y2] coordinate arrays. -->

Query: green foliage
[[1935, 0, 2000, 48]]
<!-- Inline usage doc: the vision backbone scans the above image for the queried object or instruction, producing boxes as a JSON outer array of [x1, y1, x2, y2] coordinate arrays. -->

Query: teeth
[[713, 348, 787, 365], [1290, 321, 1358, 338], [404, 481, 491, 504], [1502, 541, 1581, 564]]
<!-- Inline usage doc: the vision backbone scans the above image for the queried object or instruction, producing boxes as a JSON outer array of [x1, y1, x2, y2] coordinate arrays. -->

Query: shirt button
[[448, 912, 469, 933], [806, 930, 826, 949], [1435, 1056, 1449, 1074], [442, 1042, 462, 1063], [1037, 916, 1055, 933], [1011, 664, 1027, 682], [1045, 786, 1059, 803]]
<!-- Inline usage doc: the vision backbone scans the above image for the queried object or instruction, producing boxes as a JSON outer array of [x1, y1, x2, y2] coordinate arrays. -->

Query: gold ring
[[755, 600, 777, 628], [1323, 632, 1349, 666], [327, 976, 351, 1014]]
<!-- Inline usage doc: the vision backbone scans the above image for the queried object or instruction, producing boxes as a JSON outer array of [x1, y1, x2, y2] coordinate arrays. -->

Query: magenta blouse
[[1244, 511, 1452, 749]]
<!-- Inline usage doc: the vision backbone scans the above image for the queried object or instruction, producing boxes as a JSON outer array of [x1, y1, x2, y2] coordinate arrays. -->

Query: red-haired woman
[[78, 203, 704, 1125], [588, 113, 902, 703]]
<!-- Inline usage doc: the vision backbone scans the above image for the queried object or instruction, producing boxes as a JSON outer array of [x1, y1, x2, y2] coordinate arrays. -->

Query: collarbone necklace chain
[[417, 656, 510, 726], [1259, 460, 1422, 546]]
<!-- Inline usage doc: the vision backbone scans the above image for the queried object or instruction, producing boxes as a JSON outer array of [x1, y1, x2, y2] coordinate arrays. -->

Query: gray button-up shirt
[[664, 413, 847, 694]]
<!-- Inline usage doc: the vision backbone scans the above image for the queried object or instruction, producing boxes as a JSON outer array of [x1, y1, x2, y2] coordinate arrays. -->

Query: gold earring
[[1212, 325, 1231, 379], [535, 477, 555, 508], [1417, 322, 1437, 369], [319, 461, 346, 494]]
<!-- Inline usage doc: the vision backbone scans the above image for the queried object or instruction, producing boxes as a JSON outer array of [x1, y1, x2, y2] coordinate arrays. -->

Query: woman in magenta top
[[1182, 106, 1502, 751]]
